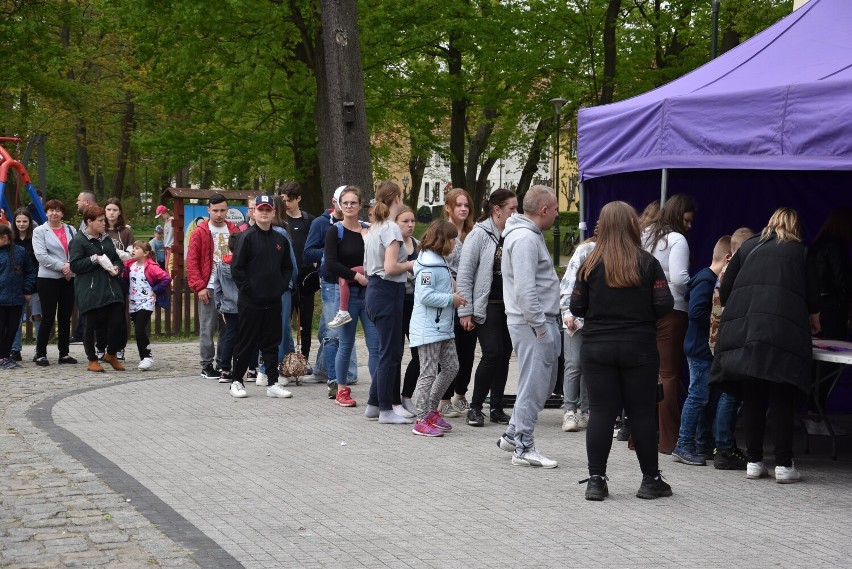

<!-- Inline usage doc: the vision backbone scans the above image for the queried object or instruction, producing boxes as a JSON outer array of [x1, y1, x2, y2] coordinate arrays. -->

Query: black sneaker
[[581, 475, 609, 501], [637, 472, 673, 499], [201, 365, 219, 379], [466, 408, 485, 427], [35, 356, 50, 367], [58, 355, 78, 364], [69, 336, 83, 345], [327, 381, 338, 399], [244, 369, 258, 381], [219, 370, 233, 384], [10, 351, 21, 362], [713, 448, 748, 471], [490, 409, 511, 424]]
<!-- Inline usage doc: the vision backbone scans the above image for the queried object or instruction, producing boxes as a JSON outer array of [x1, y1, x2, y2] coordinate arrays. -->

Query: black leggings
[[401, 294, 420, 399], [130, 310, 152, 359], [0, 305, 23, 358], [293, 281, 315, 358], [443, 316, 477, 399], [36, 277, 75, 358], [583, 339, 660, 477], [470, 303, 511, 411], [742, 379, 797, 467]]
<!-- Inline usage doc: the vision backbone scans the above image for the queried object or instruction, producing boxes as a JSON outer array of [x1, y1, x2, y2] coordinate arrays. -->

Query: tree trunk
[[407, 133, 429, 210], [314, 0, 373, 204], [516, 118, 553, 204], [599, 0, 622, 105], [447, 33, 466, 189], [74, 117, 94, 194], [466, 107, 496, 212], [109, 93, 135, 199]]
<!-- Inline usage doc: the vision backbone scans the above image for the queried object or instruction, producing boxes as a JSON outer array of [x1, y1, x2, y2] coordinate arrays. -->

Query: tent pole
[[578, 181, 586, 241], [660, 168, 669, 205]]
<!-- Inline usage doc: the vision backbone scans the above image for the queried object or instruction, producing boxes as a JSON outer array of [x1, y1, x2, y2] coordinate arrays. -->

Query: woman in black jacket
[[571, 201, 674, 501], [711, 207, 820, 484]]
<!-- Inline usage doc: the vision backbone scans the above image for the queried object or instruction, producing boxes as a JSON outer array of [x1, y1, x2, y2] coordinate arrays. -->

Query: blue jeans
[[316, 281, 357, 383], [676, 357, 711, 451], [714, 391, 740, 450], [335, 287, 378, 387], [12, 294, 41, 353]]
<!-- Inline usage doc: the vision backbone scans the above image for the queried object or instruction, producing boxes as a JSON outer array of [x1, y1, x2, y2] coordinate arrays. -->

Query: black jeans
[[293, 278, 315, 358], [84, 303, 126, 361], [36, 277, 75, 358], [366, 277, 404, 411], [443, 315, 477, 399], [470, 303, 511, 411], [233, 300, 282, 386], [742, 379, 797, 467], [0, 305, 23, 358], [130, 310, 152, 359], [219, 313, 239, 372], [401, 294, 420, 399], [583, 339, 660, 477]]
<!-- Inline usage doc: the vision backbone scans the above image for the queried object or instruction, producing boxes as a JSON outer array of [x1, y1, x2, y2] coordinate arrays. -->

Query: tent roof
[[577, 0, 852, 181]]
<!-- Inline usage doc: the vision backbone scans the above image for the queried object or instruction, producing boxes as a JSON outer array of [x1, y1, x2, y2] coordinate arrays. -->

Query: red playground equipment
[[0, 137, 47, 225]]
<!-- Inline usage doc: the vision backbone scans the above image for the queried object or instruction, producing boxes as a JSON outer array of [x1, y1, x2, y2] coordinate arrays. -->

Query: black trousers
[[742, 379, 797, 467], [443, 316, 477, 399], [0, 305, 23, 358], [233, 300, 282, 387], [401, 294, 420, 399], [36, 277, 75, 358], [293, 278, 315, 358], [583, 339, 660, 477], [83, 303, 127, 361], [470, 303, 512, 411], [130, 310, 152, 359]]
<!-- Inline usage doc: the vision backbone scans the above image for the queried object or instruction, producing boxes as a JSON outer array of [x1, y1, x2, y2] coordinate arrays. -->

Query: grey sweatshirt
[[501, 213, 560, 335]]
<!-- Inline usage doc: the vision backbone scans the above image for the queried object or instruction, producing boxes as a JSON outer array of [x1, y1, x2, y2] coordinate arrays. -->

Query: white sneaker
[[439, 401, 460, 418], [137, 357, 154, 370], [266, 384, 293, 398], [402, 397, 418, 416], [229, 382, 247, 398], [278, 376, 291, 387], [746, 461, 769, 479], [562, 410, 579, 432], [392, 404, 415, 419], [577, 411, 589, 430], [256, 371, 268, 386], [452, 395, 470, 413], [328, 310, 352, 329], [512, 448, 558, 469], [775, 463, 802, 484]]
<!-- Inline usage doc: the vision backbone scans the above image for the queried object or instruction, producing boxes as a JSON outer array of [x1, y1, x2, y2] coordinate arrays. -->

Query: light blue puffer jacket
[[409, 249, 455, 348]]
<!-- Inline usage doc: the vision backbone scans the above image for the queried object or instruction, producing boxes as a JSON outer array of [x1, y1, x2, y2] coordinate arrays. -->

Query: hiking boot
[[582, 475, 609, 501], [466, 408, 485, 427], [102, 353, 125, 371], [672, 446, 707, 466], [489, 409, 511, 424], [636, 472, 672, 499], [713, 448, 747, 470]]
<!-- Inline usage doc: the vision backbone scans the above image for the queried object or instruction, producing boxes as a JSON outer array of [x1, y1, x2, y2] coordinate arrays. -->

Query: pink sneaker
[[412, 419, 444, 437], [427, 410, 453, 432]]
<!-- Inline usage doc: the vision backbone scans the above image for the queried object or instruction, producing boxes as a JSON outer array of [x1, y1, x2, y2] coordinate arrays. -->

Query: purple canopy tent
[[577, 0, 852, 269]]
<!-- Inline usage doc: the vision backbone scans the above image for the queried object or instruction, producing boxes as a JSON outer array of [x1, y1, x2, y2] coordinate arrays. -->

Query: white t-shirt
[[364, 220, 407, 283], [207, 223, 231, 289], [129, 263, 155, 313]]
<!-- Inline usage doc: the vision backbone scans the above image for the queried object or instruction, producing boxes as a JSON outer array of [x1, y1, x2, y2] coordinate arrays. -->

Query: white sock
[[378, 409, 413, 424]]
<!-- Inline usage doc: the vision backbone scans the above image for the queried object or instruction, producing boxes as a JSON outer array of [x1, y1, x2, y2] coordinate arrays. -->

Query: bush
[[559, 210, 580, 229]]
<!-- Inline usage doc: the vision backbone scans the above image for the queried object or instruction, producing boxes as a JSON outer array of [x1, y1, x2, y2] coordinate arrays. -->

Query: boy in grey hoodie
[[496, 185, 562, 468]]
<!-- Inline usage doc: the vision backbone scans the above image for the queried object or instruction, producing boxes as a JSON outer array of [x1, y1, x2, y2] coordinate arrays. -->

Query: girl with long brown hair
[[571, 201, 674, 501]]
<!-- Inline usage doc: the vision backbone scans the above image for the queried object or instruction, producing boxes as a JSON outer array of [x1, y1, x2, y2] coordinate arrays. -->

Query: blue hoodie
[[683, 267, 718, 361]]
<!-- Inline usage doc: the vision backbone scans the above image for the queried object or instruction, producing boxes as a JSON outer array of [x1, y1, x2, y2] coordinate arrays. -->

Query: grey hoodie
[[501, 213, 560, 335]]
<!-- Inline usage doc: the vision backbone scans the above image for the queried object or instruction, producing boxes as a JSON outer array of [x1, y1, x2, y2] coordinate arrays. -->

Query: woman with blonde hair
[[364, 181, 416, 424], [438, 188, 477, 418], [711, 207, 820, 484], [571, 201, 674, 501]]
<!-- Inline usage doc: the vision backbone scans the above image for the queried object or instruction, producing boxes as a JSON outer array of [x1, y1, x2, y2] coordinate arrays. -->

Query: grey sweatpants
[[413, 339, 459, 421], [198, 288, 224, 368], [505, 320, 561, 452]]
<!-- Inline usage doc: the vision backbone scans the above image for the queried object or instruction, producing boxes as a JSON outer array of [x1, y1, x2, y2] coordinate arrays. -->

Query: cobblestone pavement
[[3, 340, 852, 568]]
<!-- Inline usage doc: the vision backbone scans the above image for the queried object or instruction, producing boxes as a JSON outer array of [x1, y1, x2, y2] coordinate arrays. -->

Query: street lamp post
[[550, 97, 567, 266]]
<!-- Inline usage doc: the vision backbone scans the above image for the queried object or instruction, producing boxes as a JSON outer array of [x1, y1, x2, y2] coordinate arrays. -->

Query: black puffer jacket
[[710, 234, 819, 392]]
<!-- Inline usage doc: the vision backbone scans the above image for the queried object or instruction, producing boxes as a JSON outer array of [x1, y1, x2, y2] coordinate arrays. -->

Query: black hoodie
[[231, 224, 293, 307]]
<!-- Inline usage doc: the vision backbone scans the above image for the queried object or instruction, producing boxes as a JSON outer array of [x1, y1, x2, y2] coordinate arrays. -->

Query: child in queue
[[215, 233, 241, 383], [0, 224, 37, 369], [410, 220, 468, 437], [122, 240, 171, 370]]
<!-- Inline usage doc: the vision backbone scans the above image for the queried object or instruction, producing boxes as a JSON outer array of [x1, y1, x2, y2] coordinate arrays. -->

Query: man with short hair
[[228, 194, 294, 399], [238, 198, 256, 231], [186, 193, 238, 379], [496, 185, 562, 469], [303, 185, 358, 397], [280, 182, 316, 364]]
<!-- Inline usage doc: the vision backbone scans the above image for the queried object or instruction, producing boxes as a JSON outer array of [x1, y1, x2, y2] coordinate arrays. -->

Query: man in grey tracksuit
[[497, 185, 562, 468]]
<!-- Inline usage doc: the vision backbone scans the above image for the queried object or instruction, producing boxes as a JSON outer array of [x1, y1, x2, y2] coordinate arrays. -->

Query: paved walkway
[[3, 340, 852, 568]]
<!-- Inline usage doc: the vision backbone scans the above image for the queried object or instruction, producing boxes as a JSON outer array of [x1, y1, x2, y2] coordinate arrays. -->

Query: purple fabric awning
[[578, 0, 852, 181]]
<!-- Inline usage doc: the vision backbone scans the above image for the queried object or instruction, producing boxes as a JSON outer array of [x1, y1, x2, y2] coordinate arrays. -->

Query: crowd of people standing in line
[[4, 182, 847, 501]]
